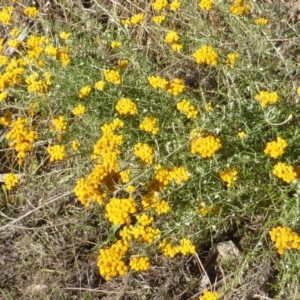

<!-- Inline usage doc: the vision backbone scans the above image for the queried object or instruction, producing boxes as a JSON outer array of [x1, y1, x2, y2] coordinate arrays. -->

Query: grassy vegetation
[[1, 0, 300, 299]]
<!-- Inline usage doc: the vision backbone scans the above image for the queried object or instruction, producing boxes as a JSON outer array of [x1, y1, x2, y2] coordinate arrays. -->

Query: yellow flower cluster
[[238, 131, 247, 139], [193, 45, 218, 66], [141, 192, 171, 214], [7, 39, 19, 49], [78, 85, 91, 98], [272, 162, 297, 184], [97, 240, 129, 280], [0, 6, 13, 25], [160, 238, 196, 258], [23, 7, 39, 18], [134, 142, 154, 165], [74, 119, 124, 207], [120, 213, 160, 243], [152, 0, 168, 11], [103, 69, 122, 85], [166, 78, 185, 96], [199, 290, 219, 300], [105, 197, 137, 225], [140, 116, 159, 135], [94, 80, 105, 90], [269, 226, 300, 255], [0, 110, 12, 126], [219, 168, 238, 188], [198, 0, 214, 10], [59, 31, 71, 40], [122, 14, 145, 25], [170, 0, 181, 12], [254, 18, 269, 25], [226, 53, 239, 68], [117, 59, 129, 71], [264, 137, 287, 158], [115, 98, 137, 115], [255, 91, 279, 108], [51, 116, 67, 133], [130, 257, 150, 271], [229, 0, 251, 15], [6, 117, 38, 165], [190, 133, 222, 158], [4, 173, 19, 191], [164, 31, 182, 52], [111, 41, 121, 49], [72, 104, 86, 116], [120, 169, 130, 183], [71, 140, 80, 151], [148, 75, 168, 89], [47, 145, 66, 162], [25, 71, 52, 95], [177, 99, 198, 119], [152, 15, 166, 25]]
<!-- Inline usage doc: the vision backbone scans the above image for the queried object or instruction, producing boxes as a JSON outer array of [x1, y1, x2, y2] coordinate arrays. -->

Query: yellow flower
[[7, 39, 19, 48], [44, 45, 58, 56], [0, 110, 13, 126], [94, 80, 105, 91], [199, 290, 219, 300], [0, 7, 13, 25], [177, 99, 198, 119], [297, 87, 300, 96], [148, 76, 168, 89], [23, 7, 39, 18], [4, 173, 19, 191], [117, 59, 129, 71], [134, 142, 154, 165], [166, 78, 185, 96], [219, 168, 238, 188], [254, 18, 269, 25], [115, 98, 137, 115], [103, 69, 122, 85], [47, 145, 66, 162], [172, 43, 182, 52], [255, 91, 279, 108], [229, 0, 251, 15], [193, 45, 218, 66], [130, 257, 150, 272], [238, 131, 247, 139], [10, 28, 19, 37], [139, 117, 159, 135], [152, 15, 166, 25], [198, 0, 214, 10], [272, 162, 297, 184], [72, 104, 86, 116], [165, 30, 180, 44], [111, 41, 121, 49], [152, 0, 168, 11], [0, 91, 8, 102], [170, 0, 181, 11], [226, 53, 239, 68], [51, 116, 67, 133], [78, 85, 91, 98], [190, 133, 222, 158], [59, 32, 71, 40], [264, 137, 287, 158], [71, 140, 80, 151], [130, 13, 144, 25]]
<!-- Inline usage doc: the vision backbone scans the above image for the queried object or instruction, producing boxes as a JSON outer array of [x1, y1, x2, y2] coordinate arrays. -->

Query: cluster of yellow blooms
[[164, 30, 182, 52], [272, 162, 297, 184], [177, 99, 198, 119], [152, 15, 166, 25], [219, 168, 238, 188], [198, 0, 214, 11], [103, 69, 122, 85], [97, 240, 129, 280], [148, 75, 168, 89], [166, 78, 185, 96], [254, 18, 269, 25], [105, 197, 137, 225], [160, 238, 196, 257], [122, 13, 145, 25], [51, 116, 67, 133], [238, 131, 247, 139], [193, 45, 218, 66], [226, 53, 239, 68], [254, 91, 279, 108], [115, 98, 137, 115], [134, 142, 155, 165], [4, 173, 19, 191], [94, 80, 105, 91], [71, 140, 80, 151], [47, 145, 66, 162], [199, 290, 219, 300], [0, 110, 12, 126], [229, 0, 252, 15], [264, 137, 287, 158], [72, 104, 86, 116], [23, 7, 39, 18], [74, 119, 124, 207], [139, 116, 159, 135], [25, 71, 52, 95], [6, 117, 38, 165], [269, 226, 300, 255], [152, 0, 168, 11], [78, 85, 91, 98], [190, 133, 222, 158], [130, 257, 150, 272], [0, 7, 13, 25], [141, 192, 171, 214], [111, 41, 121, 49], [149, 166, 189, 191]]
